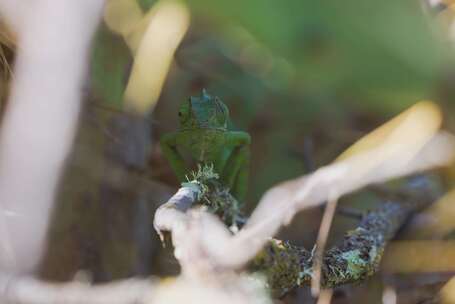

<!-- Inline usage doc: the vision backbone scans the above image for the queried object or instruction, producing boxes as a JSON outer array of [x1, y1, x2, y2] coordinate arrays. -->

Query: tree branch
[[250, 176, 441, 296], [154, 170, 442, 297]]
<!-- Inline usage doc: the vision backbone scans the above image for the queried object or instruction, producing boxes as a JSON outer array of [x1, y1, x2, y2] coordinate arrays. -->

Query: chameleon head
[[178, 89, 229, 130]]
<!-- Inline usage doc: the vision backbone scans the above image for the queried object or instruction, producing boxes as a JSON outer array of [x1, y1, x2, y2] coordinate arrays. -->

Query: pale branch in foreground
[[0, 255, 272, 304], [0, 274, 155, 304], [0, 274, 269, 304], [0, 0, 105, 273], [154, 169, 442, 297]]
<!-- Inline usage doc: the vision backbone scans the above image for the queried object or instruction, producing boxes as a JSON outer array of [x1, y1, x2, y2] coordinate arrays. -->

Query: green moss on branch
[[250, 176, 441, 296]]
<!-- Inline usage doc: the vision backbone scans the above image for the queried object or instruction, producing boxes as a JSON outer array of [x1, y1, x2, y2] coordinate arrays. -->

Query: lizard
[[160, 89, 251, 205]]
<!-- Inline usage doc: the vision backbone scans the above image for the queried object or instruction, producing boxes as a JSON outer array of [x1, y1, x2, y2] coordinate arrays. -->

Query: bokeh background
[[2, 0, 455, 303]]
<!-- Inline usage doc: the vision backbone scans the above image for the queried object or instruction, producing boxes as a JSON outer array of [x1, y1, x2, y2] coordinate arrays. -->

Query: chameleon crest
[[178, 89, 229, 131]]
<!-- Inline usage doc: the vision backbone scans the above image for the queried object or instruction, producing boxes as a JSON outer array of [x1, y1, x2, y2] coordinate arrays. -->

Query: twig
[[311, 192, 339, 296]]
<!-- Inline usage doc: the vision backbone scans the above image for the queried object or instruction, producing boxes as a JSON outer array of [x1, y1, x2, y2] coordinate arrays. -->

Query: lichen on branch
[[184, 164, 246, 229], [250, 176, 441, 296]]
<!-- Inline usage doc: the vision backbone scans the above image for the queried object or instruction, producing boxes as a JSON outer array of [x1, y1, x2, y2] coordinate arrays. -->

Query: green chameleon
[[160, 89, 251, 202]]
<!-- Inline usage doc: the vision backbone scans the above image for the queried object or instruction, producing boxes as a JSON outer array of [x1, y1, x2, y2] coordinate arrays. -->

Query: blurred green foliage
[[89, 0, 454, 203], [91, 25, 132, 107], [92, 0, 452, 111], [187, 0, 450, 111]]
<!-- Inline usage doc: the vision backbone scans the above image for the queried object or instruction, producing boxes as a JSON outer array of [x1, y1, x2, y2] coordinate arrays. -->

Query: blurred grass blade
[[123, 0, 190, 114], [403, 188, 455, 239], [382, 240, 455, 273], [441, 274, 455, 304], [336, 101, 442, 161], [104, 0, 144, 38]]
